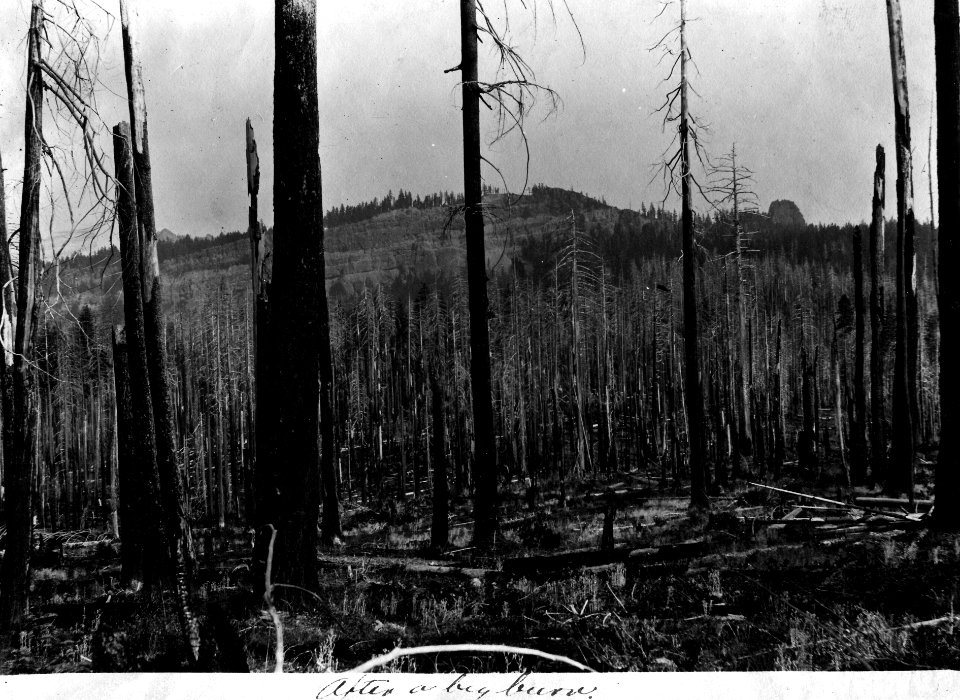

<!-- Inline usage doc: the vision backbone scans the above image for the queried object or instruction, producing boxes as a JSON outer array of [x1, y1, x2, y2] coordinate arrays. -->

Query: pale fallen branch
[[401, 562, 495, 578], [747, 482, 916, 521], [854, 497, 933, 511], [683, 613, 746, 622], [894, 615, 957, 631], [350, 643, 596, 673], [263, 524, 284, 673]]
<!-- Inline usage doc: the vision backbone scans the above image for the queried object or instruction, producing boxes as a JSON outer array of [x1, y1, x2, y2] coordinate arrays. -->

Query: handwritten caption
[[317, 673, 597, 700]]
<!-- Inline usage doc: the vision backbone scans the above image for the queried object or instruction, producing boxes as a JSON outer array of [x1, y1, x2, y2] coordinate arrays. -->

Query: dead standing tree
[[253, 0, 342, 595], [246, 119, 265, 527], [118, 0, 197, 575], [111, 122, 167, 590], [869, 145, 887, 484], [1, 0, 120, 628], [851, 226, 868, 484], [118, 0, 201, 661], [0, 0, 44, 630], [449, 0, 579, 546], [651, 0, 709, 509], [558, 214, 601, 477], [0, 151, 13, 517], [428, 293, 450, 550], [111, 327, 143, 581], [885, 0, 919, 499], [934, 0, 960, 529], [707, 145, 760, 472]]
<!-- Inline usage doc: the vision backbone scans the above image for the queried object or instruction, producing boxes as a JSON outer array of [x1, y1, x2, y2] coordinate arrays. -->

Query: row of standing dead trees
[[20, 232, 935, 532]]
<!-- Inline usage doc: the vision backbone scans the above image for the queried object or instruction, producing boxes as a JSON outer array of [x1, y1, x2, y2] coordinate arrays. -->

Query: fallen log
[[895, 616, 958, 631], [853, 497, 933, 511], [501, 538, 720, 577], [33, 563, 122, 581], [501, 546, 633, 575], [393, 562, 496, 579], [683, 613, 746, 623], [747, 482, 916, 521], [813, 524, 869, 538], [586, 487, 649, 501], [61, 539, 114, 549], [749, 516, 864, 527], [627, 539, 714, 561], [685, 539, 859, 574]]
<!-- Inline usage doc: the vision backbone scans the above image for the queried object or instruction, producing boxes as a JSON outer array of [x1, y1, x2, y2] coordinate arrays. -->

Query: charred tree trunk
[[732, 150, 752, 459], [246, 118, 263, 526], [430, 369, 449, 550], [318, 291, 341, 545], [679, 0, 709, 509], [112, 327, 143, 586], [0, 0, 43, 630], [886, 0, 917, 499], [458, 0, 499, 545], [935, 0, 960, 529], [832, 326, 851, 488], [119, 0, 196, 577], [112, 122, 167, 589], [799, 346, 818, 475], [119, 2, 200, 661], [255, 0, 340, 592], [600, 490, 615, 554], [851, 226, 868, 484], [869, 145, 887, 484], [771, 320, 786, 478], [0, 150, 14, 497]]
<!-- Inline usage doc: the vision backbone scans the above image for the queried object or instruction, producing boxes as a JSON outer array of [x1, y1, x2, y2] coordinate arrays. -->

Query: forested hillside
[[33, 181, 941, 533]]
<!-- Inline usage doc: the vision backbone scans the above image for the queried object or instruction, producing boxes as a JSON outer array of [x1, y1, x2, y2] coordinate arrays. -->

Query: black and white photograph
[[0, 0, 959, 694]]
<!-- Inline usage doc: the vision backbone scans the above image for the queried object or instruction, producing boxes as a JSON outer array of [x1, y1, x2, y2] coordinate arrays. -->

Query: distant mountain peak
[[767, 200, 805, 228], [157, 228, 180, 242]]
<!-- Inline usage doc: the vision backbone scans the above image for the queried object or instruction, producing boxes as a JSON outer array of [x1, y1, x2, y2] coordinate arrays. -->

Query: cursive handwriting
[[317, 673, 597, 700]]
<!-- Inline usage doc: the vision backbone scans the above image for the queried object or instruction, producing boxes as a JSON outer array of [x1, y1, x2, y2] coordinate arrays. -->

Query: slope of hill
[[56, 185, 618, 316], [53, 184, 926, 323]]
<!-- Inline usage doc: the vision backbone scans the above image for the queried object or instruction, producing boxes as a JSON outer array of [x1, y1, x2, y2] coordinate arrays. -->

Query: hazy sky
[[0, 0, 941, 245]]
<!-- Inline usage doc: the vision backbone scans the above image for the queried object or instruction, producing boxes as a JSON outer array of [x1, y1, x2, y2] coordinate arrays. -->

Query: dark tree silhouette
[[119, 0, 197, 577], [851, 226, 868, 484], [430, 367, 449, 550], [935, 0, 960, 528], [119, 0, 201, 661], [652, 0, 709, 509], [111, 327, 143, 584], [112, 122, 167, 589], [450, 0, 577, 546], [869, 145, 888, 484], [456, 0, 499, 547], [254, 0, 342, 594]]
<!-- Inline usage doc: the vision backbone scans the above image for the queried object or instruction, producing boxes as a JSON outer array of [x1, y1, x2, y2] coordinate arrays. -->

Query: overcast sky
[[0, 0, 940, 245]]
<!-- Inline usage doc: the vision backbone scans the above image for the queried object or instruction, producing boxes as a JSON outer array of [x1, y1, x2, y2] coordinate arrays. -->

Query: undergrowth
[[3, 480, 960, 673]]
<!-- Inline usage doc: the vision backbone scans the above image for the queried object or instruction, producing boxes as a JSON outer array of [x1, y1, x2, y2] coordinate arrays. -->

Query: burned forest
[[3, 0, 960, 680]]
